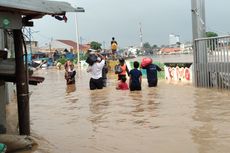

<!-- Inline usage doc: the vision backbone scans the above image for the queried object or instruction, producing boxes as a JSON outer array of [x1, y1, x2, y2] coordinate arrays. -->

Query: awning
[[0, 0, 84, 19]]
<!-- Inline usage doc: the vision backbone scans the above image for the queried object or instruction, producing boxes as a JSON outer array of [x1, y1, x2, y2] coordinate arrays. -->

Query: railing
[[194, 35, 230, 90]]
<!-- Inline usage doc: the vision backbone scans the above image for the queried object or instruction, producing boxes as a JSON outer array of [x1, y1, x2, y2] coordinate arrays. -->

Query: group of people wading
[[64, 37, 162, 91]]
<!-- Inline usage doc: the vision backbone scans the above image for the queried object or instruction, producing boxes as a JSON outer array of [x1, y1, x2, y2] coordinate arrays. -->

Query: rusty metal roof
[[0, 0, 84, 18]]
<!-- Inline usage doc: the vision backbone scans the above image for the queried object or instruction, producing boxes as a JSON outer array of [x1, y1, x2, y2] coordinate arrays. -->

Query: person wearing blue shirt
[[129, 61, 142, 91], [145, 63, 162, 87]]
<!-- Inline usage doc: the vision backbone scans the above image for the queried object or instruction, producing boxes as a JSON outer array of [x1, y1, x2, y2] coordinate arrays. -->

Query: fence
[[194, 35, 230, 90]]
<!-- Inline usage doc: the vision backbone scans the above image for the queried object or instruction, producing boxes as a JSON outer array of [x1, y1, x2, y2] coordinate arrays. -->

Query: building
[[159, 47, 181, 55], [169, 34, 180, 47], [25, 41, 39, 53]]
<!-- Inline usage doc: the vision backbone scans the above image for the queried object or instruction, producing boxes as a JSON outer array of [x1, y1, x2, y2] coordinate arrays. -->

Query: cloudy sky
[[31, 0, 230, 48]]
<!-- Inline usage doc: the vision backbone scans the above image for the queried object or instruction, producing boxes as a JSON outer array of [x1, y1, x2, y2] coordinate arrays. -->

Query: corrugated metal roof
[[57, 39, 90, 51], [0, 0, 83, 17]]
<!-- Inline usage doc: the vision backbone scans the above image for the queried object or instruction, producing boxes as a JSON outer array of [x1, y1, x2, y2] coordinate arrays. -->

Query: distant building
[[169, 34, 180, 47], [123, 46, 139, 57], [159, 47, 181, 55], [180, 42, 193, 54], [25, 41, 39, 53]]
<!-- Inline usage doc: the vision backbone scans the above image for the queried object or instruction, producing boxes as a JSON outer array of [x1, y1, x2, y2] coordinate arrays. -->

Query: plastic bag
[[114, 64, 122, 74], [141, 57, 152, 68]]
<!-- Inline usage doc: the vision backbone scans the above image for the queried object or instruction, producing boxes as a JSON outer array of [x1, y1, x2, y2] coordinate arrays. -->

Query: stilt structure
[[0, 0, 84, 136]]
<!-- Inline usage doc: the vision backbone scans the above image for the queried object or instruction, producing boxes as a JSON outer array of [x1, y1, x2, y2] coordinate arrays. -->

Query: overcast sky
[[31, 0, 230, 48]]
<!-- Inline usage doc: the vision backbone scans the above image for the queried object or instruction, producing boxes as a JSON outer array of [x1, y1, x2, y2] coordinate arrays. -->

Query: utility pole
[[139, 22, 143, 49], [191, 0, 206, 40], [49, 37, 53, 53], [75, 13, 80, 66], [29, 28, 32, 55], [102, 41, 106, 51], [191, 0, 207, 87]]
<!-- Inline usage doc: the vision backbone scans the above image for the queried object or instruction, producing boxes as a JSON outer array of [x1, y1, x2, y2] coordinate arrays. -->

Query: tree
[[206, 32, 218, 51], [143, 42, 151, 49], [143, 42, 152, 55], [90, 41, 102, 50], [206, 31, 218, 37], [152, 44, 159, 55], [152, 44, 158, 49]]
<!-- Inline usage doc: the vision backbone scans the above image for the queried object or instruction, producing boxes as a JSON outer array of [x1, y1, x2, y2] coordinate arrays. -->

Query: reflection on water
[[66, 84, 76, 94], [12, 68, 230, 153], [192, 90, 230, 153]]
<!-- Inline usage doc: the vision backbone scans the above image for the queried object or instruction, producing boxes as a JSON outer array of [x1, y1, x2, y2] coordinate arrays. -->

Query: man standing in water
[[145, 62, 162, 87], [111, 37, 118, 59], [87, 53, 105, 90]]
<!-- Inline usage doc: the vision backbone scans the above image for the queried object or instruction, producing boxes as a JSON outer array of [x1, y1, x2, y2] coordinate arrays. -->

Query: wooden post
[[13, 29, 30, 135]]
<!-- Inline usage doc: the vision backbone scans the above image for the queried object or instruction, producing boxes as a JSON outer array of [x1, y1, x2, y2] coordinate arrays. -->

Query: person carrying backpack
[[116, 58, 129, 80]]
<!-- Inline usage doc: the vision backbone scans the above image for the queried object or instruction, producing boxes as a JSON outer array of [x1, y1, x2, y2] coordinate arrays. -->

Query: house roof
[[160, 48, 181, 53], [57, 39, 90, 51], [0, 0, 84, 19], [57, 40, 78, 48]]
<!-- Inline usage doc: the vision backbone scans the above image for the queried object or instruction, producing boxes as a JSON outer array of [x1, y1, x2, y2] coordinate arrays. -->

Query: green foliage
[[143, 42, 151, 49], [57, 53, 88, 65], [136, 49, 142, 55], [90, 41, 102, 50], [80, 53, 88, 60], [206, 31, 218, 37], [57, 56, 68, 65], [152, 44, 158, 48]]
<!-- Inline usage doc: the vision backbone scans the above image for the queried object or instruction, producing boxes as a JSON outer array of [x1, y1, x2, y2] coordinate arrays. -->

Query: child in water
[[116, 76, 129, 90], [129, 61, 142, 91]]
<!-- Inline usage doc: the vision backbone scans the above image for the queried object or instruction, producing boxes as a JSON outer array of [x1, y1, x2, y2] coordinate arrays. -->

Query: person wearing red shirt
[[116, 76, 129, 90]]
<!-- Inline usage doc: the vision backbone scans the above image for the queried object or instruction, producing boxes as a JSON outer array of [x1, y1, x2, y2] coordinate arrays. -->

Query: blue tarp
[[23, 53, 32, 63], [65, 52, 75, 60]]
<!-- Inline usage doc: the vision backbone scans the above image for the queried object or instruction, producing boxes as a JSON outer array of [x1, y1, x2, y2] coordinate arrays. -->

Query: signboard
[[0, 12, 22, 29]]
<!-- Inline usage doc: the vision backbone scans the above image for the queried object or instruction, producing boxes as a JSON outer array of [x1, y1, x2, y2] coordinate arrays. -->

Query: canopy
[[0, 0, 84, 19]]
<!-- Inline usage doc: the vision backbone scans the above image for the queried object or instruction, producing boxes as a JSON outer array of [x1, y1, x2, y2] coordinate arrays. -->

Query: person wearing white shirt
[[87, 53, 105, 90]]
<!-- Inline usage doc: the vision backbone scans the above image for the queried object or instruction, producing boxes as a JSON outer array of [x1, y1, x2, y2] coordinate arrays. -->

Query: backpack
[[111, 42, 117, 50], [114, 64, 122, 74]]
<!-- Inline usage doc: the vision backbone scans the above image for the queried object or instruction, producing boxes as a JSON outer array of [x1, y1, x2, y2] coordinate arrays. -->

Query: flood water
[[13, 65, 230, 153]]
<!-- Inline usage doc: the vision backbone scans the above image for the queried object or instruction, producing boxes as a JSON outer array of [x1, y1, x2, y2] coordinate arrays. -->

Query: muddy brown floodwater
[[12, 67, 230, 153]]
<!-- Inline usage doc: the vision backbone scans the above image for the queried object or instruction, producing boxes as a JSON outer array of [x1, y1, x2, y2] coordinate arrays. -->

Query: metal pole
[[191, 0, 206, 40], [139, 22, 143, 49], [28, 28, 32, 63], [75, 13, 80, 66], [13, 29, 30, 135], [191, 0, 207, 87]]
